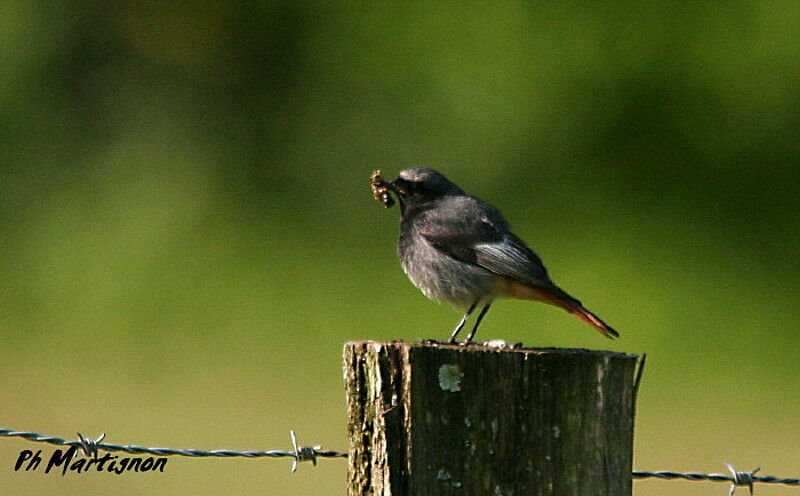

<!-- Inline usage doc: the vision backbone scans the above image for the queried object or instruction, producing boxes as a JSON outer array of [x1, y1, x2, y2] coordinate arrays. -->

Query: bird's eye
[[395, 178, 418, 194]]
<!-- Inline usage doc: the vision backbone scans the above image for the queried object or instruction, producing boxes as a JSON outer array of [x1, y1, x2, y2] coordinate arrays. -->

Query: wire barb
[[76, 432, 105, 459], [289, 430, 321, 472], [727, 463, 759, 495]]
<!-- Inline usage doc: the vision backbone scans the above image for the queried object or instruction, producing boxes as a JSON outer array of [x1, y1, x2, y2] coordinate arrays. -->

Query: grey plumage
[[387, 167, 618, 343]]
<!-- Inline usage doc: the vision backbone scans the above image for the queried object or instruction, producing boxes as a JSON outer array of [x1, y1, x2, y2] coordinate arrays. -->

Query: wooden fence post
[[344, 341, 639, 496]]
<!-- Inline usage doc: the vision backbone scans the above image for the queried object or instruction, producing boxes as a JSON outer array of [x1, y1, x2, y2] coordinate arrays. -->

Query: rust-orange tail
[[567, 304, 619, 339], [493, 277, 620, 338], [541, 286, 619, 339]]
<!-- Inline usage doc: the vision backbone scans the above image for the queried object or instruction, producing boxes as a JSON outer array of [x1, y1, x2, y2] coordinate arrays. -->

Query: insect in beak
[[371, 170, 396, 208]]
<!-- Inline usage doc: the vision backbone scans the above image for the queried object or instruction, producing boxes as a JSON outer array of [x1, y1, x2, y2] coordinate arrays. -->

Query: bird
[[382, 167, 618, 344]]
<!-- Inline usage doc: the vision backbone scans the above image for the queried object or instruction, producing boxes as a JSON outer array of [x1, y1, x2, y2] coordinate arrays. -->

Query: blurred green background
[[1, 2, 798, 494]]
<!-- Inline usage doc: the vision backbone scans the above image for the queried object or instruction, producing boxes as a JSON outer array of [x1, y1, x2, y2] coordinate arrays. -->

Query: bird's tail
[[493, 277, 619, 338], [551, 287, 619, 339], [568, 304, 619, 339]]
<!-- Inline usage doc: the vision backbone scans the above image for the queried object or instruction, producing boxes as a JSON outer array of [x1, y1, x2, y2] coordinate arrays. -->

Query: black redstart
[[375, 167, 618, 344]]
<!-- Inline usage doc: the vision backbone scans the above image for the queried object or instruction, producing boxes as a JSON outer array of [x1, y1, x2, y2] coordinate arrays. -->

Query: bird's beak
[[388, 179, 407, 213], [388, 179, 406, 196]]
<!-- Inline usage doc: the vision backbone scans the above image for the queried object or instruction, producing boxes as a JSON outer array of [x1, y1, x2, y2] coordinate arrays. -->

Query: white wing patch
[[474, 236, 531, 265]]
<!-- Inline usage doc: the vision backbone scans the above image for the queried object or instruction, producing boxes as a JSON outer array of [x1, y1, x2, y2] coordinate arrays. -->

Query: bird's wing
[[419, 215, 553, 289]]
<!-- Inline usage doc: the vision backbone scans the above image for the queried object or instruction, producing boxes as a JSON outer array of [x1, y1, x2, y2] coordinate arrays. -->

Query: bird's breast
[[398, 228, 493, 308]]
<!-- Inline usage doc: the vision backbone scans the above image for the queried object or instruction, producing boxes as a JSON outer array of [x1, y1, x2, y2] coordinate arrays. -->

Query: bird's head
[[389, 168, 464, 212]]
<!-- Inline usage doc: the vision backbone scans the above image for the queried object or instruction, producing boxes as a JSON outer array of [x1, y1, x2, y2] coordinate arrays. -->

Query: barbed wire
[[0, 429, 346, 472], [3, 427, 799, 492], [634, 465, 800, 495]]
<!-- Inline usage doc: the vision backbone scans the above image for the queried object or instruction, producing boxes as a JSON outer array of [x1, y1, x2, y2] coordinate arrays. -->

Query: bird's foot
[[476, 339, 523, 349], [417, 338, 456, 346], [417, 338, 521, 348]]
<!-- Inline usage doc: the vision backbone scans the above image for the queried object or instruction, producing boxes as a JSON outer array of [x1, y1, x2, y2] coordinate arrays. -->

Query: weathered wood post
[[344, 341, 639, 496]]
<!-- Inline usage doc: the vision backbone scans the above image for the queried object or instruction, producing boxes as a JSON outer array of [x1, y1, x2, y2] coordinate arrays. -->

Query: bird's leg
[[447, 303, 477, 343], [462, 303, 492, 344]]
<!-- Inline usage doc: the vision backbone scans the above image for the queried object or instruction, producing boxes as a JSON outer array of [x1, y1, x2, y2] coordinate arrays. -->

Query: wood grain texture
[[345, 341, 639, 496]]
